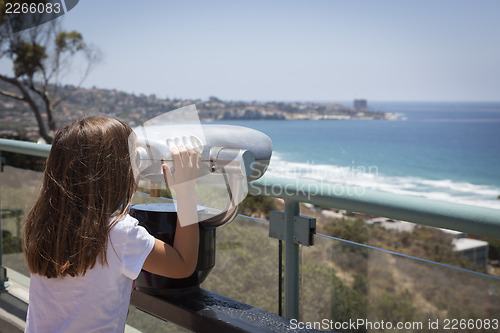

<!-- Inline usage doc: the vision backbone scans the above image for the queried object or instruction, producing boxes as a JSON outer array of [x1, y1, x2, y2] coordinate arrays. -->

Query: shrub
[[238, 195, 277, 219]]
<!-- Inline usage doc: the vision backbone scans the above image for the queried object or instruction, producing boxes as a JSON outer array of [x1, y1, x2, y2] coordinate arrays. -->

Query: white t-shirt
[[25, 214, 155, 333]]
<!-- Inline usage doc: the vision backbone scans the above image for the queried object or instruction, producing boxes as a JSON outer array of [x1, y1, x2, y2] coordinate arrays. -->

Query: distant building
[[366, 221, 490, 267], [354, 99, 367, 112], [453, 238, 489, 266], [441, 229, 489, 266], [367, 217, 416, 232]]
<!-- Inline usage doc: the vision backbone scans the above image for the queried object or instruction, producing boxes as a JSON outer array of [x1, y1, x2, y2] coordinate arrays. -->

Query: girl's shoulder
[[111, 213, 140, 230], [109, 214, 154, 248], [109, 214, 151, 244]]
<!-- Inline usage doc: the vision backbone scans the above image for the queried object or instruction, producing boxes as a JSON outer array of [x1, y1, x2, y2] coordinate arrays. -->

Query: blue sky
[[3, 0, 500, 102]]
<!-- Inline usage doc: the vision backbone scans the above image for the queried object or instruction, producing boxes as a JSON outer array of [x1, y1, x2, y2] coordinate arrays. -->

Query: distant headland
[[0, 83, 398, 139], [209, 97, 397, 121]]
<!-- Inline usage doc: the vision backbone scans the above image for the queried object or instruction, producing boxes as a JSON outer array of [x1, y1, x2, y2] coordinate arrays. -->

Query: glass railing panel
[[301, 232, 500, 332], [131, 191, 281, 315], [201, 214, 280, 315], [1, 165, 43, 278]]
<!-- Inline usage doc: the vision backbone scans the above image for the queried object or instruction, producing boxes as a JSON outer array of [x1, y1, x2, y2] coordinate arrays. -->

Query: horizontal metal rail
[[2, 138, 500, 238], [249, 176, 500, 239], [0, 138, 50, 158]]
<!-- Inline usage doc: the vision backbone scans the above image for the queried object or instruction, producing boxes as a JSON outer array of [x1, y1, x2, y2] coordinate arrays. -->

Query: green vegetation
[[2, 230, 22, 254], [325, 217, 370, 244], [486, 237, 500, 261], [238, 194, 277, 219], [1, 166, 42, 259], [202, 216, 279, 313], [324, 216, 480, 272], [301, 236, 500, 332]]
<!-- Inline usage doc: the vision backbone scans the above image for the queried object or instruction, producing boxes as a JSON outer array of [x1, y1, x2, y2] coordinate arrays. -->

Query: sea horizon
[[211, 101, 500, 210]]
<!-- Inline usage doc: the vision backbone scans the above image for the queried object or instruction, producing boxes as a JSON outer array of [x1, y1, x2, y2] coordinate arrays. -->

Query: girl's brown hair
[[23, 117, 136, 278]]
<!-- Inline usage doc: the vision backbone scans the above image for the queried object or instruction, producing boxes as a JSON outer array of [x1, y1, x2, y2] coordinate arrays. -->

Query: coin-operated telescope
[[129, 105, 272, 295]]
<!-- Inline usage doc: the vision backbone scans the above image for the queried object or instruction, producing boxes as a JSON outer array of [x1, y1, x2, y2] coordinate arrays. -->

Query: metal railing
[[2, 137, 500, 322]]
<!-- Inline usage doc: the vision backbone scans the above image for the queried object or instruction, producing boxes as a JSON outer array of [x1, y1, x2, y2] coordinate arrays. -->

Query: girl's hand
[[162, 142, 201, 195], [144, 142, 201, 278]]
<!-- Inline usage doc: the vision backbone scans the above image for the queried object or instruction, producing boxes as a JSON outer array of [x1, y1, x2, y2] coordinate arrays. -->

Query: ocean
[[211, 102, 500, 210]]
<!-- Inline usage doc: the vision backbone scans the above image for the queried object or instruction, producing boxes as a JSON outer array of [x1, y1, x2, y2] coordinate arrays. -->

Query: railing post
[[283, 199, 300, 319], [0, 150, 9, 290]]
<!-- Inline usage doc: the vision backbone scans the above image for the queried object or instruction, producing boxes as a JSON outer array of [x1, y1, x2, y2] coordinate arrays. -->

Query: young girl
[[23, 117, 200, 332]]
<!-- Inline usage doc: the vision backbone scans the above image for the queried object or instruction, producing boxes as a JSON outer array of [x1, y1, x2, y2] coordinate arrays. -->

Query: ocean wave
[[266, 156, 500, 210]]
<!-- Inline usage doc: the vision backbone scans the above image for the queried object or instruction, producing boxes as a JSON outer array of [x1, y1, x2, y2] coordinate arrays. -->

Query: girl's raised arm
[[142, 143, 200, 278]]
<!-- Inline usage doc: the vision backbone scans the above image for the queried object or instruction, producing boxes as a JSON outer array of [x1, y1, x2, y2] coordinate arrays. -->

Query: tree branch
[[0, 74, 25, 100], [28, 77, 56, 131], [0, 74, 52, 143], [0, 88, 24, 101]]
